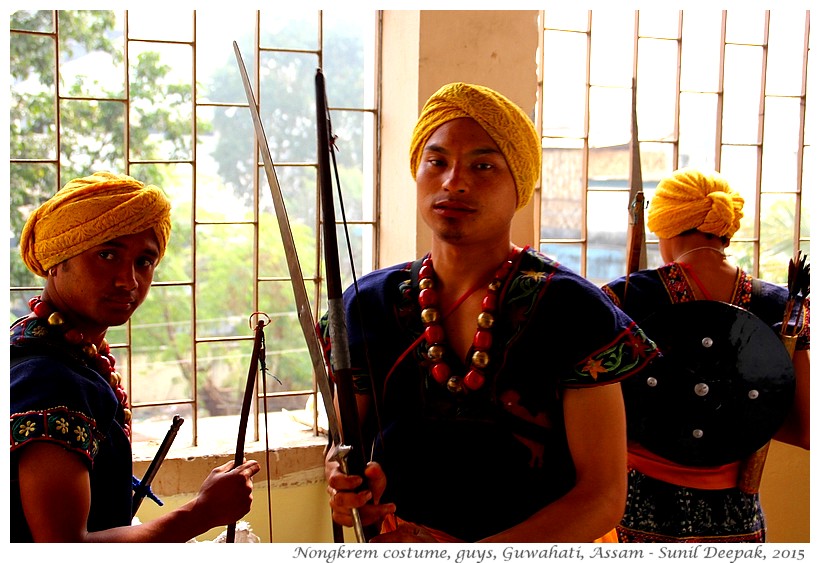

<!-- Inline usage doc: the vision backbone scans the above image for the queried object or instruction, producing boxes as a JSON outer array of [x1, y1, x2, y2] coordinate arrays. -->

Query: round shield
[[623, 301, 795, 466]]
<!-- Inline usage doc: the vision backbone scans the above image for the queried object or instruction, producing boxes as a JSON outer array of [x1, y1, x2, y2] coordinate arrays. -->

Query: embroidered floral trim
[[658, 263, 696, 303], [571, 322, 659, 384], [600, 285, 621, 308], [733, 269, 753, 308], [10, 406, 101, 463]]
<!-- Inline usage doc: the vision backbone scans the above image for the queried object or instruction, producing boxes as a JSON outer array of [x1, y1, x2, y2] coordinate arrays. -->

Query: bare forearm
[[481, 385, 628, 543], [80, 500, 217, 542], [480, 481, 624, 543]]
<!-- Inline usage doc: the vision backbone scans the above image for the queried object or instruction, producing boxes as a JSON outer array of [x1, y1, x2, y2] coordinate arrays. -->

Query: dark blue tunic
[[10, 316, 133, 542], [322, 247, 658, 541]]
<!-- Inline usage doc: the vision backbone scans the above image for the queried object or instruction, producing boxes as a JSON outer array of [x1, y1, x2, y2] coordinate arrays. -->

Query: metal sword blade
[[233, 41, 341, 447]]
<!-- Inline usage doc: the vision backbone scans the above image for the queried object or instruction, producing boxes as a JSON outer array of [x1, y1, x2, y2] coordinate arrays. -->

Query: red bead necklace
[[418, 248, 518, 394], [28, 297, 132, 437]]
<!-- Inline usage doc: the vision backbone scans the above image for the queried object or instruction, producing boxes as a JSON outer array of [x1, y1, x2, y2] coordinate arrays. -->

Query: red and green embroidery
[[10, 406, 101, 463], [572, 322, 658, 384]]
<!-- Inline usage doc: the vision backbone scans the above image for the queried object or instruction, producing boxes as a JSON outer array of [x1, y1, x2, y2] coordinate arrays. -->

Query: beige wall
[[138, 10, 809, 544], [134, 439, 336, 543], [759, 442, 810, 542]]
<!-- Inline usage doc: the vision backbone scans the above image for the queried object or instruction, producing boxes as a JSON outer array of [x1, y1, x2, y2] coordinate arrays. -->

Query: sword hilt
[[332, 443, 367, 543]]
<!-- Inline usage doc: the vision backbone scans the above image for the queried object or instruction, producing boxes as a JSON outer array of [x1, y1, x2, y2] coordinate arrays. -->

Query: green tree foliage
[[10, 10, 370, 420], [9, 10, 206, 290]]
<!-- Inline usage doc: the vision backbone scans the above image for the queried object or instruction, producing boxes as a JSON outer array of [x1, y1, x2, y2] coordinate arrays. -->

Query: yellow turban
[[20, 171, 172, 278], [409, 82, 541, 210], [647, 168, 744, 240]]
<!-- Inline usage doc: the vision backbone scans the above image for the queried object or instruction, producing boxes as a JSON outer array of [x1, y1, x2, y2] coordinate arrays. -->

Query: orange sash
[[628, 442, 741, 490], [383, 514, 622, 543], [381, 513, 463, 542]]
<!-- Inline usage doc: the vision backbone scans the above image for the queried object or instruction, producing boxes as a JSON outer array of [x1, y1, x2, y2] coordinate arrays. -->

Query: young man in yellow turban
[[322, 83, 658, 542], [10, 171, 260, 542], [602, 168, 810, 542]]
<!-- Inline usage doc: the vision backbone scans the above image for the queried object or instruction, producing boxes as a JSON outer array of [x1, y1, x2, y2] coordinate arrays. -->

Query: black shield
[[623, 301, 795, 466]]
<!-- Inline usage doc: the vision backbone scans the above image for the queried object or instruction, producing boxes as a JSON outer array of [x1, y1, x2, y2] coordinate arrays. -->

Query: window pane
[[9, 164, 59, 287], [329, 110, 373, 222], [59, 12, 125, 100], [725, 10, 766, 45], [259, 50, 319, 162], [762, 97, 801, 193], [587, 190, 630, 286], [131, 285, 193, 404], [537, 8, 810, 282], [258, 280, 317, 393], [10, 10, 54, 32], [730, 240, 756, 276], [335, 222, 376, 282], [637, 37, 678, 141], [196, 10, 259, 104], [589, 86, 630, 147], [331, 222, 371, 290], [196, 338, 253, 420], [639, 142, 676, 182], [679, 92, 717, 170], [759, 193, 797, 283], [541, 143, 584, 240], [638, 10, 679, 39], [197, 164, 255, 224], [719, 147, 759, 240], [542, 31, 587, 139], [722, 44, 764, 145], [9, 9, 378, 449], [260, 9, 319, 50], [128, 9, 192, 41], [10, 33, 56, 160], [324, 10, 376, 108], [680, 11, 722, 92], [589, 146, 629, 183], [259, 167, 320, 280], [543, 9, 589, 32], [201, 103, 257, 205], [590, 11, 634, 87], [10, 290, 34, 328], [195, 224, 255, 338], [129, 42, 194, 161], [59, 99, 126, 179], [766, 12, 808, 96]]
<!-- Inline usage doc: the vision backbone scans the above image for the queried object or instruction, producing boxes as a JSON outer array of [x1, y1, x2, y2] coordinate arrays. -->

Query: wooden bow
[[624, 78, 645, 301], [315, 68, 371, 543], [226, 313, 269, 542]]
